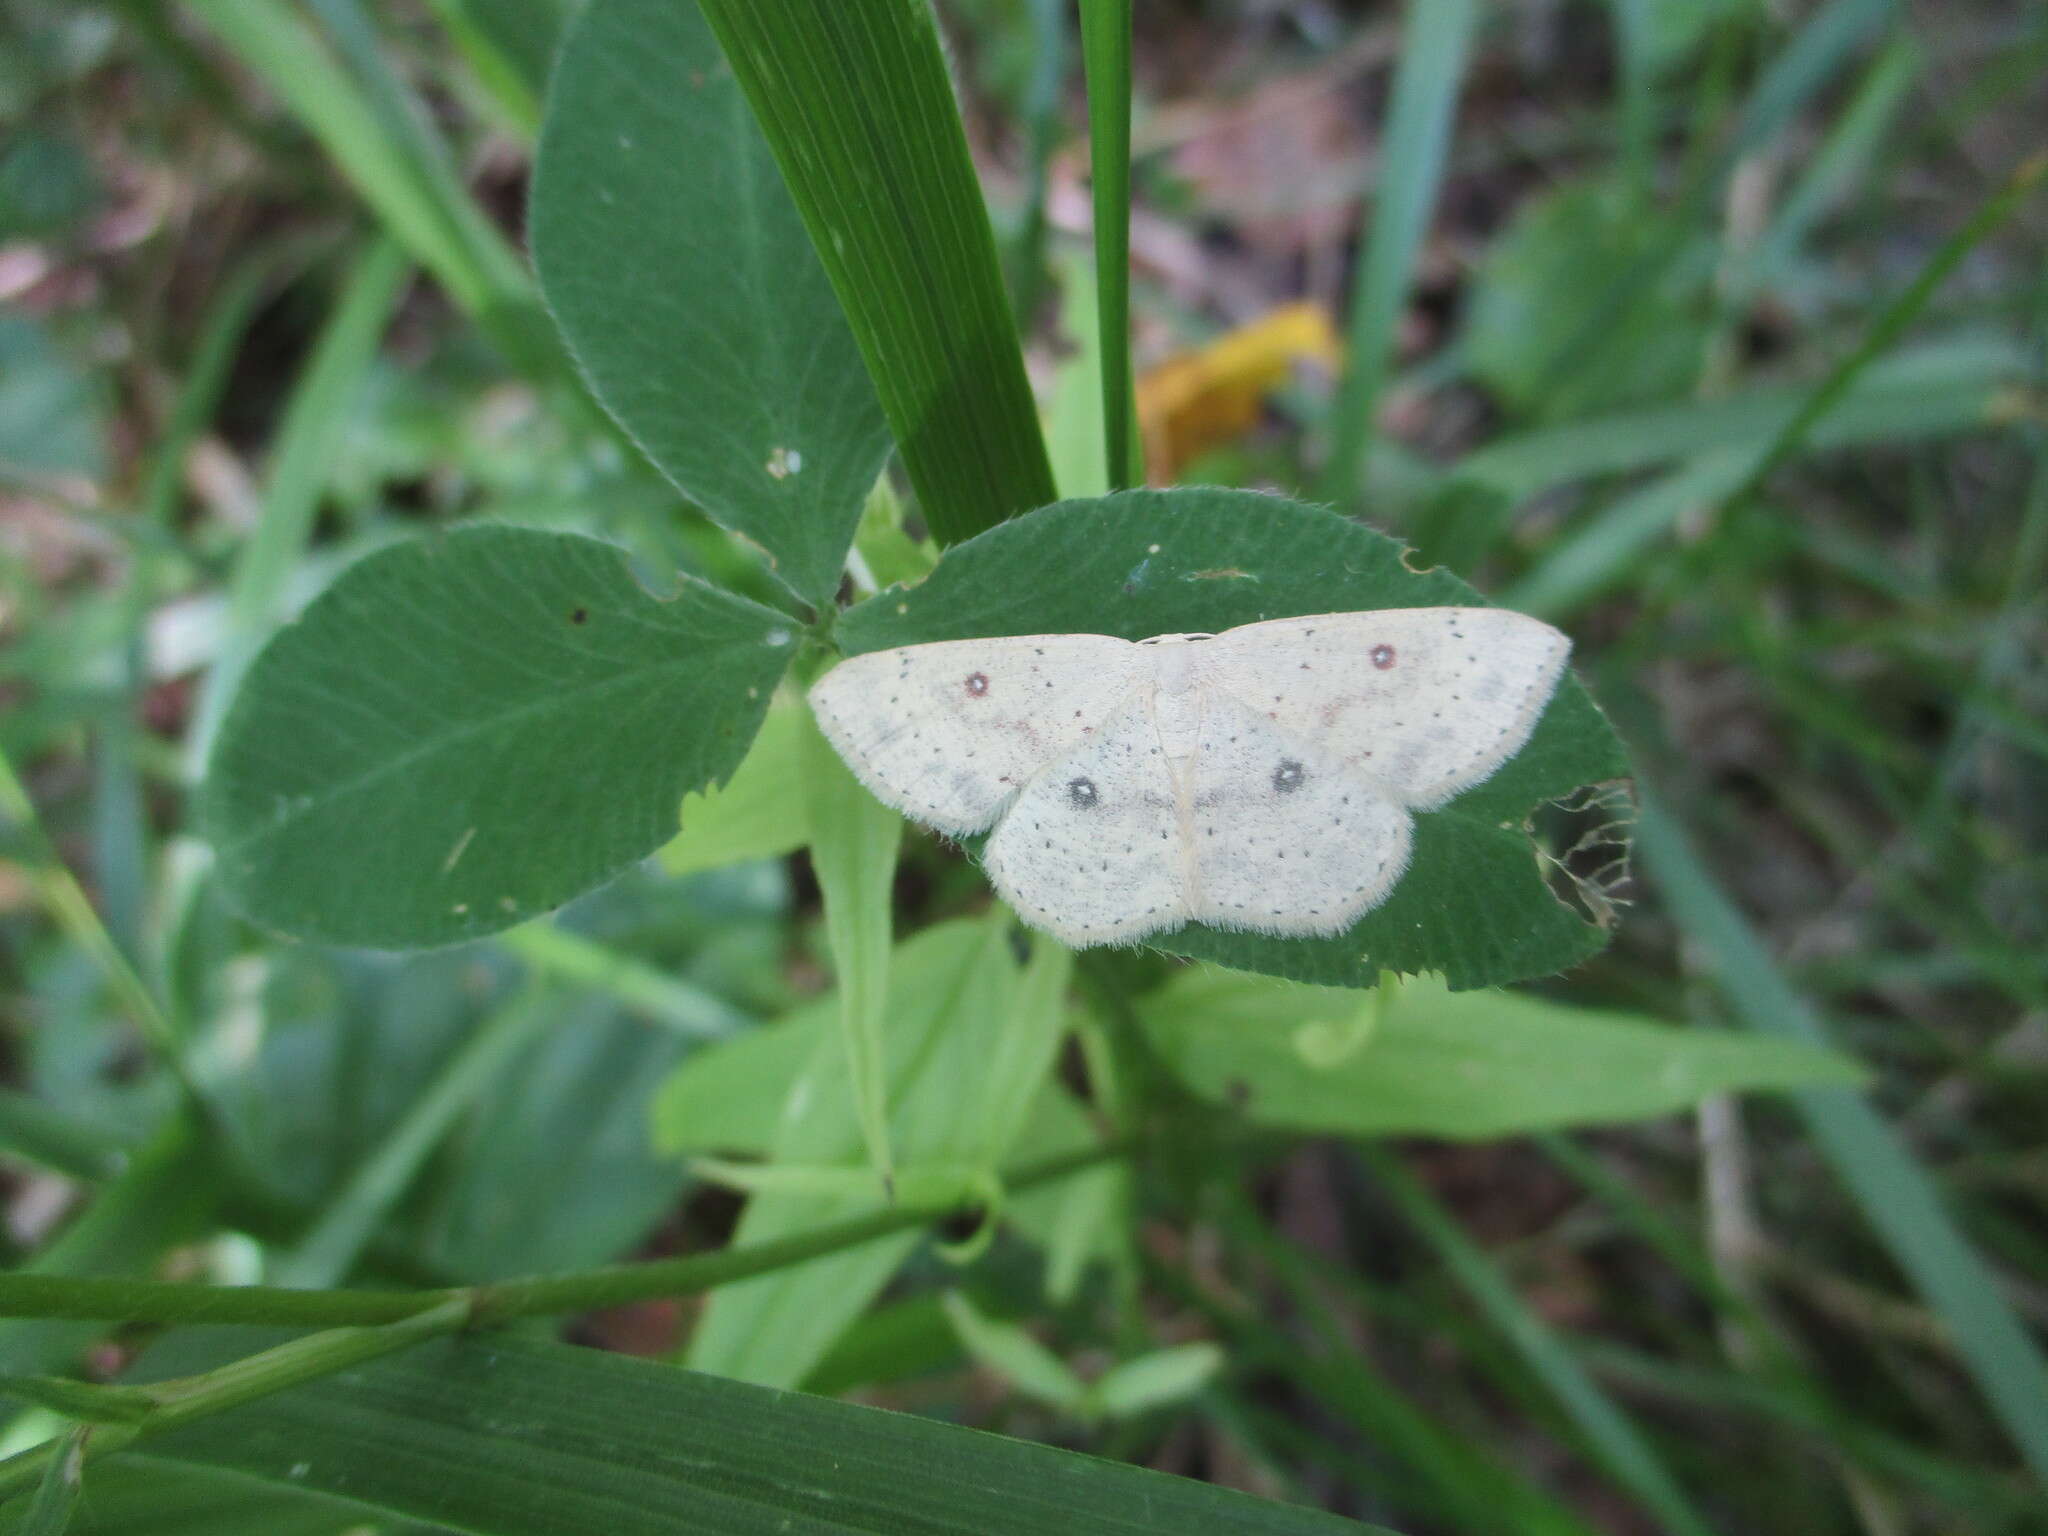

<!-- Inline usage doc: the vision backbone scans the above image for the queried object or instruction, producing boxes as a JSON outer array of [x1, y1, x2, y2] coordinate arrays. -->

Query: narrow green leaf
[[184, 0, 535, 345], [1321, 0, 1479, 500], [1739, 38, 1920, 295], [1462, 178, 1708, 425], [651, 1011, 818, 1159], [942, 1292, 1089, 1415], [694, 0, 1057, 543], [1633, 789, 2048, 1484], [833, 488, 1630, 988], [1504, 447, 1757, 621], [403, 990, 698, 1280], [1454, 334, 2027, 500], [201, 527, 791, 948], [1088, 1343, 1224, 1422], [1006, 1084, 1124, 1305], [495, 924, 751, 1038], [1731, 0, 1899, 157], [1729, 149, 2048, 503], [135, 1333, 1390, 1535], [684, 918, 1057, 1387], [656, 971, 1110, 1301], [801, 701, 903, 1182], [16, 1427, 83, 1536], [1142, 967, 1861, 1137], [3, 1462, 365, 1536], [533, 0, 893, 605], [1077, 0, 1136, 489], [0, 748, 179, 1065], [1005, 0, 1069, 327], [1045, 252, 1114, 499], [269, 990, 553, 1287], [1165, 1227, 1600, 1536], [657, 695, 809, 878], [1607, 0, 1655, 206], [0, 1375, 154, 1425], [1519, 0, 1901, 410], [1365, 1150, 1719, 1536], [970, 936, 1074, 1168], [0, 1088, 134, 1184], [421, 0, 568, 136], [0, 1304, 473, 1506]]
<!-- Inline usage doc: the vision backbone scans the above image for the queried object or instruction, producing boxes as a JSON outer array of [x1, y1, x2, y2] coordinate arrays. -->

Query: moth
[[809, 608, 1570, 946]]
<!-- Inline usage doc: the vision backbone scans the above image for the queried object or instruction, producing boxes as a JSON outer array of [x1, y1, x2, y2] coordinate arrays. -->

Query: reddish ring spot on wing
[[1370, 644, 1396, 670], [965, 672, 990, 696]]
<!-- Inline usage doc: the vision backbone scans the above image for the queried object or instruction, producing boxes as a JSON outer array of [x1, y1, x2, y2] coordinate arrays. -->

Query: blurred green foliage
[[0, 0, 2044, 1532]]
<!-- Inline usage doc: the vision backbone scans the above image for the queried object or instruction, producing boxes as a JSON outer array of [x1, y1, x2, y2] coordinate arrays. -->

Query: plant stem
[[1320, 0, 1478, 504], [0, 1142, 1124, 1330], [0, 1298, 470, 1502]]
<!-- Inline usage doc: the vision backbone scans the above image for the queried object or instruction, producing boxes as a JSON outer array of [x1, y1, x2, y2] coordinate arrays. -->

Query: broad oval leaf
[[831, 488, 1631, 989], [202, 527, 791, 948], [532, 0, 891, 606]]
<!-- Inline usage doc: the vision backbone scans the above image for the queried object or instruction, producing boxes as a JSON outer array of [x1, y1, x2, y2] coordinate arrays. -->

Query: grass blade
[[1321, 0, 1479, 503], [1362, 1148, 1720, 1536], [493, 925, 751, 1039], [1608, 0, 1656, 207], [269, 992, 554, 1289], [1006, 0, 1069, 329], [15, 1427, 83, 1536], [1505, 448, 1757, 620], [1457, 334, 2024, 499], [1729, 150, 2048, 502], [184, 2, 528, 337], [695, 0, 1057, 543], [800, 704, 903, 1187], [127, 1332, 1393, 1536], [1633, 789, 2048, 1485]]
